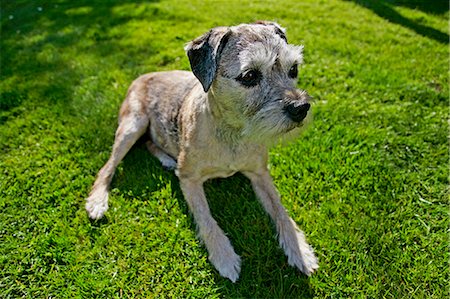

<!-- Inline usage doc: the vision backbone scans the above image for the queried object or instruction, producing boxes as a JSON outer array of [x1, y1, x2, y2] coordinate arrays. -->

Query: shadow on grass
[[113, 145, 314, 298], [1, 0, 163, 115], [347, 0, 449, 44], [203, 174, 314, 298]]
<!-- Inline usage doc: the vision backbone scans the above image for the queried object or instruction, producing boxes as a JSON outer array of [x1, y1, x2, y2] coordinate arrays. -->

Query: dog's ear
[[253, 21, 288, 43], [185, 27, 232, 92]]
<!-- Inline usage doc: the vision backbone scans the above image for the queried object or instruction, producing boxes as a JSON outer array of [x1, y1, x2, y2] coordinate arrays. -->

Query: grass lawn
[[1, 0, 448, 297]]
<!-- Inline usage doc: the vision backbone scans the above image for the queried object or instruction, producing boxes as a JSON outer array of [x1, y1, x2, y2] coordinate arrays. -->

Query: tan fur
[[86, 22, 318, 282]]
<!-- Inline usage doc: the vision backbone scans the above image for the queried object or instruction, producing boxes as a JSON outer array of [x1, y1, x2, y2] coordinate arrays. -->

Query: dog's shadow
[[112, 142, 314, 298]]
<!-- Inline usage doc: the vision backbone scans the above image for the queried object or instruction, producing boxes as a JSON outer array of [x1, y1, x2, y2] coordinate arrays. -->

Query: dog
[[85, 21, 318, 282]]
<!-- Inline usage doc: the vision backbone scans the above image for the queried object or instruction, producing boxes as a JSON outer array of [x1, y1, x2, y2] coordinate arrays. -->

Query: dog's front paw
[[208, 237, 241, 282], [287, 231, 319, 276], [210, 250, 241, 283], [85, 189, 109, 220], [280, 220, 319, 276]]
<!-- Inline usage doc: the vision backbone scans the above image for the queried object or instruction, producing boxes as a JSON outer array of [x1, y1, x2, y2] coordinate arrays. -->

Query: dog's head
[[185, 22, 311, 142]]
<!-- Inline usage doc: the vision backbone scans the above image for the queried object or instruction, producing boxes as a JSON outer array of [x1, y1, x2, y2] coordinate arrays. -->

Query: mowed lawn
[[1, 0, 448, 298]]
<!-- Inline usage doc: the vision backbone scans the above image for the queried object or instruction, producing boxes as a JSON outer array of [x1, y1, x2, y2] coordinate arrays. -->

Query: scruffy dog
[[86, 21, 318, 282]]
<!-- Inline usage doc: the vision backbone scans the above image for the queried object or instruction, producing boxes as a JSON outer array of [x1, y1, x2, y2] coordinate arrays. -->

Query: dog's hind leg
[[86, 111, 148, 219], [145, 141, 177, 170]]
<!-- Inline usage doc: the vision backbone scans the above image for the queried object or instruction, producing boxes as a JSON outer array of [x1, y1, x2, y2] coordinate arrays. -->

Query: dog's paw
[[210, 250, 241, 283], [208, 237, 241, 282], [280, 220, 319, 276], [287, 234, 319, 276], [85, 189, 109, 220], [161, 157, 177, 171]]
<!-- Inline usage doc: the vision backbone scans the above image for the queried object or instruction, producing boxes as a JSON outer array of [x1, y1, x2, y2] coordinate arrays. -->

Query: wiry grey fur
[[85, 22, 318, 282]]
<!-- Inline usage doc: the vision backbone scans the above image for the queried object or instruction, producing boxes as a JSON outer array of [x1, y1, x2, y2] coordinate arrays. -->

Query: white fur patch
[[280, 44, 304, 71], [238, 42, 278, 73], [238, 42, 303, 74]]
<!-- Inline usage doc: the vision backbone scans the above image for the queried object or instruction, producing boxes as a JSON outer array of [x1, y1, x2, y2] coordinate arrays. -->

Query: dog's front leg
[[244, 169, 319, 275], [179, 178, 241, 282]]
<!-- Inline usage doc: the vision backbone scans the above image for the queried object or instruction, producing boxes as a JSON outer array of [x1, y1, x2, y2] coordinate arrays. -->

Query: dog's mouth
[[283, 108, 311, 133], [241, 102, 311, 142], [284, 119, 304, 133]]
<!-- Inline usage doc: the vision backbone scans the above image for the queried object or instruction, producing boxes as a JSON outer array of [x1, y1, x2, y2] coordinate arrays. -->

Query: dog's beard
[[241, 106, 311, 145]]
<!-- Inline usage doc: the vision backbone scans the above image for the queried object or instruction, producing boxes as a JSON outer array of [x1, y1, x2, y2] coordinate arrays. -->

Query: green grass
[[1, 0, 448, 297]]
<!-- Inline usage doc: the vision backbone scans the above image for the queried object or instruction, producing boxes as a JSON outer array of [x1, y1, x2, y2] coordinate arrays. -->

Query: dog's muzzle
[[285, 102, 310, 122]]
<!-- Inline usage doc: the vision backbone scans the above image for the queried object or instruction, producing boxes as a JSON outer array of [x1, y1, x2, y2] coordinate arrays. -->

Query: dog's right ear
[[253, 21, 288, 43], [185, 27, 232, 92]]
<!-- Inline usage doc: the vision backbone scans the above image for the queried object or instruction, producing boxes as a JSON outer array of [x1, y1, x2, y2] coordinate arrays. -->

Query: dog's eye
[[288, 64, 298, 79], [236, 70, 262, 87]]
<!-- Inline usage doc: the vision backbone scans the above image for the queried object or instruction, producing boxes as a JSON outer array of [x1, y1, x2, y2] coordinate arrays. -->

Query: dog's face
[[186, 22, 311, 142]]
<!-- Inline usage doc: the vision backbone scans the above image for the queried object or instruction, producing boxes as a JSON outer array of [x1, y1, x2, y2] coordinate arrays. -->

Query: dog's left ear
[[185, 27, 232, 92]]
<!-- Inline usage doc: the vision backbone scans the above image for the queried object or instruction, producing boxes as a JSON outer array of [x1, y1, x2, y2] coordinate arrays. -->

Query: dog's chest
[[195, 142, 267, 180]]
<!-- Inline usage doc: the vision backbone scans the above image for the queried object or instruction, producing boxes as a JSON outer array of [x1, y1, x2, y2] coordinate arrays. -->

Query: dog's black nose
[[285, 102, 310, 122]]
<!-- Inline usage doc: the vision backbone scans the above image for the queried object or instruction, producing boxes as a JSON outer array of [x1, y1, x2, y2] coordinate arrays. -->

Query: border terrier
[[86, 21, 318, 282]]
